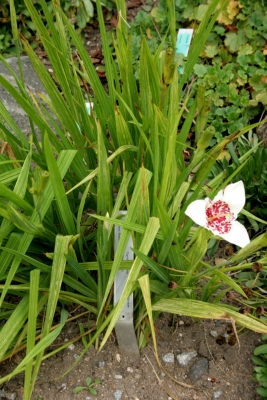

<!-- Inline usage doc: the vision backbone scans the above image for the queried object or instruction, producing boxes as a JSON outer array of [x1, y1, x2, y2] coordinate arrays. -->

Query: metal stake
[[114, 211, 139, 358]]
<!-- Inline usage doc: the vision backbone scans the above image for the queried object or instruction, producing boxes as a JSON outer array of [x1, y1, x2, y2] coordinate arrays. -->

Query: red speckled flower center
[[205, 200, 235, 234]]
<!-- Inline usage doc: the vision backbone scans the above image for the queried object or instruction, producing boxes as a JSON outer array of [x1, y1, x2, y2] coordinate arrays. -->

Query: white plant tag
[[176, 28, 194, 74], [114, 211, 139, 357]]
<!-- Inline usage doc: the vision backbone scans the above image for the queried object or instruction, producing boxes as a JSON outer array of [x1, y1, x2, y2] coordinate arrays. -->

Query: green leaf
[[224, 32, 239, 53], [139, 274, 158, 355], [44, 133, 77, 235], [89, 387, 97, 395], [252, 355, 267, 367], [24, 269, 40, 399], [238, 43, 253, 56], [205, 45, 218, 58], [65, 254, 98, 294], [83, 0, 94, 17], [194, 64, 208, 78], [12, 309, 69, 375], [255, 344, 267, 356], [86, 377, 92, 386], [194, 4, 209, 21], [132, 248, 170, 284], [256, 91, 267, 105], [73, 386, 86, 394], [153, 299, 267, 333], [257, 386, 267, 396], [7, 205, 44, 236]]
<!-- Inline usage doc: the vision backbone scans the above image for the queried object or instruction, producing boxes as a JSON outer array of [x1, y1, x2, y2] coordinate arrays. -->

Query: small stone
[[210, 330, 218, 338], [127, 367, 133, 373], [0, 390, 5, 398], [115, 374, 123, 379], [177, 351, 197, 366], [198, 340, 209, 358], [74, 354, 79, 360], [188, 358, 209, 381], [85, 397, 92, 400], [5, 394, 17, 400], [67, 344, 75, 350], [215, 321, 222, 327], [213, 391, 222, 399], [98, 361, 105, 367], [163, 353, 175, 363], [116, 353, 121, 362], [178, 320, 184, 325], [114, 389, 123, 399]]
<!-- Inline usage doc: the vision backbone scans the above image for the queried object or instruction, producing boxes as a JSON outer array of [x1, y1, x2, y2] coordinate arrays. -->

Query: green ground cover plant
[[131, 0, 267, 139], [253, 335, 267, 399], [0, 0, 267, 399], [237, 261, 267, 398]]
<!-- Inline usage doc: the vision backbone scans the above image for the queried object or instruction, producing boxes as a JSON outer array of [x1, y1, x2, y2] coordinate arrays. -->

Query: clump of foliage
[[130, 0, 267, 138], [1, 1, 267, 399], [253, 336, 267, 399], [236, 263, 267, 394], [236, 261, 267, 398]]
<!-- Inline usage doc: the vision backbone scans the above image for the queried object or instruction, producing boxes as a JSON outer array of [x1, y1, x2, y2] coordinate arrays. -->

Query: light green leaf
[[194, 4, 209, 21], [83, 0, 94, 17], [194, 64, 208, 77], [205, 45, 218, 58], [152, 299, 267, 333]]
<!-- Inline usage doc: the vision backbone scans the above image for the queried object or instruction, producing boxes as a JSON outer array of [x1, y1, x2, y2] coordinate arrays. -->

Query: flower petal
[[222, 181, 245, 215], [217, 220, 250, 248], [185, 199, 208, 227], [213, 188, 224, 202]]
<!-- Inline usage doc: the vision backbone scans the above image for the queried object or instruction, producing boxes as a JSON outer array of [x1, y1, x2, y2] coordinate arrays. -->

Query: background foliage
[[0, 0, 114, 55], [131, 0, 267, 139]]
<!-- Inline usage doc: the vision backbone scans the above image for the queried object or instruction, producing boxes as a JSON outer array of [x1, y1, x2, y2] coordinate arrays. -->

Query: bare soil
[[0, 312, 262, 400]]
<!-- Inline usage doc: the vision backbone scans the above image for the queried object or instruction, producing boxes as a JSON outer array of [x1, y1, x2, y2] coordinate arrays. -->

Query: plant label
[[176, 28, 194, 74], [114, 211, 139, 357]]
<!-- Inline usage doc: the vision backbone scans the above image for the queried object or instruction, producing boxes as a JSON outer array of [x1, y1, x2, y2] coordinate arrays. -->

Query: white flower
[[185, 181, 250, 248]]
